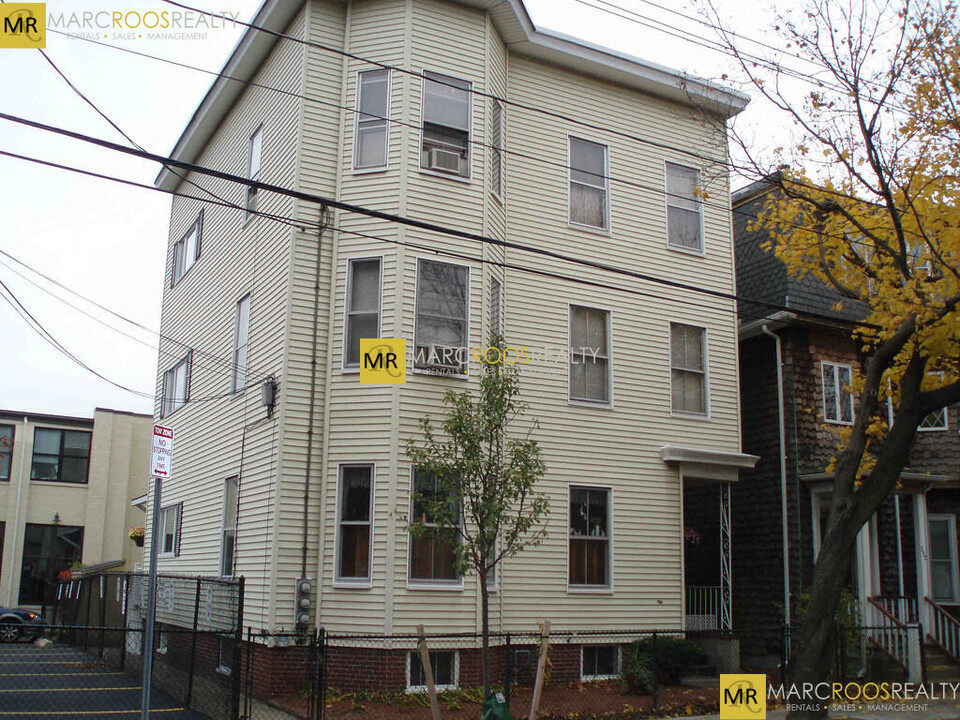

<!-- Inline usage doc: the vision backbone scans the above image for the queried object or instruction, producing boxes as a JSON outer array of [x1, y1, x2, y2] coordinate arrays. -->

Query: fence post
[[504, 633, 512, 709], [84, 578, 93, 651], [243, 627, 255, 720], [230, 577, 245, 720], [316, 628, 325, 720], [99, 576, 107, 659], [417, 625, 442, 720], [652, 632, 659, 710], [185, 578, 202, 706], [530, 621, 550, 720]]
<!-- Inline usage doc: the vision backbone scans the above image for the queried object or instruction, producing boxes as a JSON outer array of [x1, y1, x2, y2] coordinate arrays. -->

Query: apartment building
[[150, 0, 754, 685], [0, 408, 151, 609]]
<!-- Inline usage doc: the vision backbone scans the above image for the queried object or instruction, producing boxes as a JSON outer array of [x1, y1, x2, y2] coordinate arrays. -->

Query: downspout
[[762, 325, 792, 627], [302, 208, 329, 578]]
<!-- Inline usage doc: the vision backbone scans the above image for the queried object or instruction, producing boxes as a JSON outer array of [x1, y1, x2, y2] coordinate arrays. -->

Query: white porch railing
[[873, 596, 919, 624], [925, 596, 960, 664], [685, 585, 721, 631], [866, 597, 923, 682]]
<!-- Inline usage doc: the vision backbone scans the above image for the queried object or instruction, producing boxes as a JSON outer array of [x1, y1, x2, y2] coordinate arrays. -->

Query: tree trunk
[[480, 569, 490, 699]]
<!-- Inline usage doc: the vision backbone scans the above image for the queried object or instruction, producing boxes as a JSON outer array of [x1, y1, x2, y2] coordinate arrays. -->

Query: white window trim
[[219, 476, 239, 577], [821, 361, 854, 426], [412, 258, 471, 380], [419, 69, 473, 182], [664, 160, 705, 256], [333, 463, 375, 588], [407, 468, 465, 591], [919, 407, 949, 432], [216, 635, 234, 675], [567, 483, 614, 594], [567, 135, 611, 235], [231, 294, 251, 394], [406, 649, 459, 693], [243, 124, 263, 226], [353, 69, 391, 173], [171, 211, 202, 287], [161, 353, 191, 419], [341, 256, 384, 373], [929, 514, 959, 604], [490, 98, 505, 204], [157, 627, 168, 655], [669, 321, 710, 419], [157, 504, 180, 559], [580, 644, 622, 681], [567, 304, 614, 408]]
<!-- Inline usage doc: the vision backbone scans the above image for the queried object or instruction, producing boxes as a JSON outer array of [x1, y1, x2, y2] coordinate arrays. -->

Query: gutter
[[761, 325, 792, 631], [739, 311, 797, 340]]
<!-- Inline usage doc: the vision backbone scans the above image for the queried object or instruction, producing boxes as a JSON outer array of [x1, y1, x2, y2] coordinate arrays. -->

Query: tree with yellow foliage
[[709, 1, 959, 717]]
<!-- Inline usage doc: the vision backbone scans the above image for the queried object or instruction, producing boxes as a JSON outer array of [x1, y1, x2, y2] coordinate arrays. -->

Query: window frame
[[353, 69, 391, 172], [665, 161, 705, 255], [567, 135, 611, 233], [30, 427, 92, 484], [171, 211, 203, 287], [161, 352, 192, 419], [407, 468, 463, 590], [18, 523, 84, 605], [669, 322, 710, 418], [419, 70, 473, 181], [217, 635, 234, 675], [334, 463, 375, 588], [567, 484, 614, 593], [490, 98, 504, 201], [244, 125, 263, 224], [821, 361, 855, 426], [0, 424, 14, 481], [406, 649, 459, 693], [158, 503, 182, 559], [581, 645, 622, 681], [342, 256, 384, 372], [568, 304, 613, 407], [232, 294, 251, 394], [929, 514, 959, 604], [489, 276, 502, 338], [413, 258, 471, 378], [219, 476, 239, 577]]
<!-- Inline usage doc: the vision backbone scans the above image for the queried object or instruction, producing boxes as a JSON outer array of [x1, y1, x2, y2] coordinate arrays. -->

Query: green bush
[[626, 636, 704, 686], [622, 650, 655, 695]]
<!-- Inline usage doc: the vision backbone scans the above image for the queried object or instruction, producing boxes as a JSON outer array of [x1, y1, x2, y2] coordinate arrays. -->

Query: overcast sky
[[0, 0, 806, 419]]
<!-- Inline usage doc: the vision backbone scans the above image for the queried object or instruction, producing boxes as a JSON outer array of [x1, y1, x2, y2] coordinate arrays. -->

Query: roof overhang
[[156, 0, 749, 191], [660, 445, 759, 483], [131, 493, 149, 509], [801, 472, 957, 493]]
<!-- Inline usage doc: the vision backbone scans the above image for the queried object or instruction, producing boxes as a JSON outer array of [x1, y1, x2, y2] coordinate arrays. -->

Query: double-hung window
[[31, 428, 91, 484], [569, 137, 608, 230], [355, 69, 390, 170], [666, 162, 703, 252], [244, 126, 263, 221], [490, 98, 504, 198], [171, 212, 202, 286], [219, 477, 238, 576], [158, 503, 182, 557], [0, 425, 13, 481], [822, 361, 854, 424], [414, 259, 469, 374], [421, 71, 471, 178], [569, 306, 611, 404], [670, 323, 707, 415], [569, 487, 610, 588], [344, 258, 382, 369], [161, 352, 192, 418], [232, 295, 250, 393], [409, 470, 459, 583], [929, 515, 959, 603], [337, 464, 374, 583]]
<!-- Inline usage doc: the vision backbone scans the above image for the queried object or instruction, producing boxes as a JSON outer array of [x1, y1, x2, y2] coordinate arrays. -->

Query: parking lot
[[0, 639, 206, 719]]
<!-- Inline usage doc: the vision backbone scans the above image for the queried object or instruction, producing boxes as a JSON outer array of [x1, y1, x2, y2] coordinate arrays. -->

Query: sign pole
[[142, 425, 174, 720]]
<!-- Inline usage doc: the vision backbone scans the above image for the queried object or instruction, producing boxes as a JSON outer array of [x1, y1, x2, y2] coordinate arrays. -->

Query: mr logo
[[1, 4, 45, 48], [359, 338, 406, 384], [720, 674, 766, 719]]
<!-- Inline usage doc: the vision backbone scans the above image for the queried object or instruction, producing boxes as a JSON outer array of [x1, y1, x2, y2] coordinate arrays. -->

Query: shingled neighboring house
[[732, 176, 960, 677]]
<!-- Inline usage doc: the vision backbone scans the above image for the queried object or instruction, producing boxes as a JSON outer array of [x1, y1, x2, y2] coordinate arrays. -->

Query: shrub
[[622, 650, 655, 695], [626, 636, 704, 685]]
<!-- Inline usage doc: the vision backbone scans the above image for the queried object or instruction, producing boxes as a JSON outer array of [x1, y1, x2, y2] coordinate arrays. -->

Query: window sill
[[418, 168, 472, 184], [341, 366, 361, 375], [333, 579, 373, 590], [408, 684, 458, 694], [670, 410, 710, 421], [567, 586, 614, 595], [216, 666, 232, 677], [582, 674, 621, 682], [569, 398, 614, 410], [666, 243, 706, 258], [412, 368, 470, 381], [29, 479, 89, 487], [353, 165, 390, 175], [406, 580, 464, 592], [823, 419, 854, 427], [917, 427, 948, 433], [567, 220, 611, 237]]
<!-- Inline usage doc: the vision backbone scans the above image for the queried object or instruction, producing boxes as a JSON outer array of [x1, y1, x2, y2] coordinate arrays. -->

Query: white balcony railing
[[685, 585, 721, 631]]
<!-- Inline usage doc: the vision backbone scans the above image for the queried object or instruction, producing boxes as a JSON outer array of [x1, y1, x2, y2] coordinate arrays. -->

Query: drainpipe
[[761, 325, 792, 628]]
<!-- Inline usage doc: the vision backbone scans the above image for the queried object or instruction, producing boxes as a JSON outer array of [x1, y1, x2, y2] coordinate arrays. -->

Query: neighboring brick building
[[732, 177, 960, 670]]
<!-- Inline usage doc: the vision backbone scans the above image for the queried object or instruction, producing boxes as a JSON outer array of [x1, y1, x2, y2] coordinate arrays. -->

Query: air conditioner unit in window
[[420, 344, 463, 372], [427, 148, 462, 174]]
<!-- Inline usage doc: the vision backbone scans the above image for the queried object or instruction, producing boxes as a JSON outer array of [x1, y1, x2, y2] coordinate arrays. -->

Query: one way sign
[[151, 425, 174, 478]]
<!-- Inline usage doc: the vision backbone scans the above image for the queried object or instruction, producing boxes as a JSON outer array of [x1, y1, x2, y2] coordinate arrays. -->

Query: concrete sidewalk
[[683, 697, 960, 719]]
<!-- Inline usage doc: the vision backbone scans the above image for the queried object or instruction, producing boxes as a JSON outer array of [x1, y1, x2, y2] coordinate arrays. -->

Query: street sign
[[151, 425, 174, 478]]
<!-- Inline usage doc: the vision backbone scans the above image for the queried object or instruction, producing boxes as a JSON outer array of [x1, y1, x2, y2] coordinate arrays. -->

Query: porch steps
[[924, 643, 960, 683]]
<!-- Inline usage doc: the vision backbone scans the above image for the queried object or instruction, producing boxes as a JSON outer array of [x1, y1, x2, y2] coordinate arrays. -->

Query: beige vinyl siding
[[150, 8, 307, 631]]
